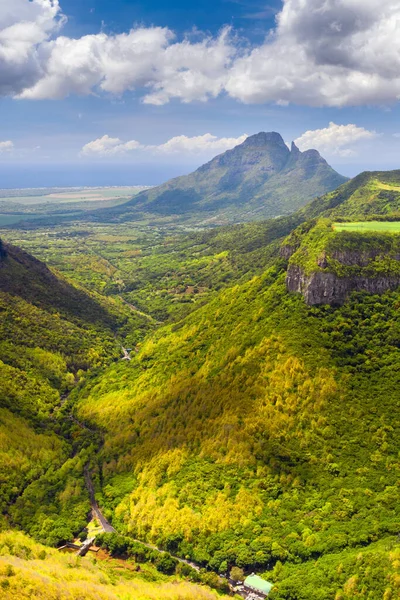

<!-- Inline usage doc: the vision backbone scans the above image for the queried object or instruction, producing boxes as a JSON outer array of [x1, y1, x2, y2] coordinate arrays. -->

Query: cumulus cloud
[[3, 0, 400, 107], [0, 141, 14, 153], [17, 22, 233, 102], [226, 0, 400, 106], [80, 135, 142, 156], [151, 133, 248, 154], [0, 0, 64, 96], [295, 122, 377, 156], [80, 133, 248, 157]]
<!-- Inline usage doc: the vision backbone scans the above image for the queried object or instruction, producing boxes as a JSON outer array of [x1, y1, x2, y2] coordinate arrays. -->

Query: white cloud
[[0, 141, 14, 152], [0, 0, 64, 96], [295, 122, 377, 156], [80, 135, 142, 156], [16, 22, 233, 103], [3, 0, 400, 107], [226, 0, 400, 107], [151, 133, 248, 154], [80, 133, 248, 157]]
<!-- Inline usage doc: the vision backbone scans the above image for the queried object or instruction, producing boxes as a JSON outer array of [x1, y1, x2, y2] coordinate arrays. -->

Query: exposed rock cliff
[[286, 263, 400, 305], [284, 221, 400, 305]]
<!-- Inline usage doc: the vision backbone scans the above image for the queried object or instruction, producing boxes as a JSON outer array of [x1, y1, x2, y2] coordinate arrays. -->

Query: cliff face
[[286, 263, 400, 305], [284, 222, 400, 305]]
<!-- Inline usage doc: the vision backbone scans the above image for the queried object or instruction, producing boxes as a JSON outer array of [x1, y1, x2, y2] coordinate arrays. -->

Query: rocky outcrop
[[280, 244, 298, 260], [329, 248, 400, 266], [287, 264, 400, 305]]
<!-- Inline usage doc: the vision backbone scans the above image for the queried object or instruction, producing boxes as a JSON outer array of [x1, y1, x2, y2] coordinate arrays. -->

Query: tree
[[230, 567, 245, 582], [156, 552, 178, 575]]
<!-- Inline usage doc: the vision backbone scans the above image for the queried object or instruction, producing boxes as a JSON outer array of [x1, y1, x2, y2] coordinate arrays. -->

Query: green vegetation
[[333, 220, 400, 232], [299, 170, 400, 221], [1, 219, 286, 322], [270, 537, 399, 599], [0, 530, 220, 599], [95, 532, 230, 592], [72, 268, 400, 597], [2, 166, 400, 598], [287, 218, 400, 278], [0, 239, 150, 544]]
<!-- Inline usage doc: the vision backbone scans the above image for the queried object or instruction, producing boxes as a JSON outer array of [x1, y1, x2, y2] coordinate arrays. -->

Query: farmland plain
[[0, 186, 149, 226]]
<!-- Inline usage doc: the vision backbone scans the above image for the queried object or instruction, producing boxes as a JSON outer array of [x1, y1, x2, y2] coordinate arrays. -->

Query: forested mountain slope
[[72, 204, 400, 597], [90, 132, 347, 225], [6, 169, 391, 326], [0, 238, 149, 544], [2, 169, 400, 598], [298, 169, 400, 220]]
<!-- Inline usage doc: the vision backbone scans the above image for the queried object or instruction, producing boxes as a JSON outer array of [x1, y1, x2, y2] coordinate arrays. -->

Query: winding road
[[84, 466, 116, 533], [83, 466, 200, 571]]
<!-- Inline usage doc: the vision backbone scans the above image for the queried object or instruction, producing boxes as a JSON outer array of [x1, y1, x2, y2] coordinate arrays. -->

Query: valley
[[0, 141, 399, 600]]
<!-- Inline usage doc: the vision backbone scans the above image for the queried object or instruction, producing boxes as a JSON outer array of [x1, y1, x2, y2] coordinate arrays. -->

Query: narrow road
[[118, 295, 161, 324], [83, 467, 199, 570], [121, 346, 131, 361], [84, 466, 116, 533]]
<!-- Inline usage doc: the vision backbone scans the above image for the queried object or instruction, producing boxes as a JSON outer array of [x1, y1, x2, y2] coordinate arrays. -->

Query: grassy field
[[0, 186, 151, 225], [0, 186, 148, 205], [333, 220, 400, 232]]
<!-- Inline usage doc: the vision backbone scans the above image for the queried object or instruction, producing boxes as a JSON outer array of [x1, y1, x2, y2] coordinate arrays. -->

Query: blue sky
[[0, 0, 400, 187]]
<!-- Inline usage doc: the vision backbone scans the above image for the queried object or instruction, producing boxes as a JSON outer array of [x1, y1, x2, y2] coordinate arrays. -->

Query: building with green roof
[[243, 574, 273, 597]]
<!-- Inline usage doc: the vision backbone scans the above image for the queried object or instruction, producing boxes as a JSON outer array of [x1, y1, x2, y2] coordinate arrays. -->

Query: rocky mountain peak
[[242, 131, 288, 149], [290, 141, 301, 156]]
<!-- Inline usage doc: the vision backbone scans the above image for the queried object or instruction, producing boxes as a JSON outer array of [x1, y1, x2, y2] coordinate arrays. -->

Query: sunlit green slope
[[69, 174, 400, 598], [0, 239, 148, 543], [75, 257, 400, 597], [298, 170, 400, 220], [0, 530, 219, 600]]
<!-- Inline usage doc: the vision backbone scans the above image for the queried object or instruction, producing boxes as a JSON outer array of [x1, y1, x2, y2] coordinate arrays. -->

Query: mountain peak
[[97, 130, 347, 223], [242, 131, 286, 148], [291, 141, 301, 155]]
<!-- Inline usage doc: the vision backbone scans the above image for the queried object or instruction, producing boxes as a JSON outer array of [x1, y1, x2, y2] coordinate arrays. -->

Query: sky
[[0, 0, 400, 187]]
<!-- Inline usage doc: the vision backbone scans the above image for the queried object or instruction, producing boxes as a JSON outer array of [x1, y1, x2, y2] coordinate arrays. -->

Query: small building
[[243, 574, 273, 599]]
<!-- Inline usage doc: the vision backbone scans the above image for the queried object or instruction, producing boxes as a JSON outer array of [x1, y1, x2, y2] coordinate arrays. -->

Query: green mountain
[[95, 132, 347, 224], [0, 238, 152, 544], [0, 238, 228, 599], [2, 168, 400, 599], [297, 169, 400, 220], [66, 171, 398, 599]]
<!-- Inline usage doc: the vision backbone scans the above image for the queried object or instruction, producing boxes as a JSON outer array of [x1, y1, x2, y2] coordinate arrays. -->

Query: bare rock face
[[329, 248, 391, 267], [280, 244, 298, 260], [287, 264, 400, 305]]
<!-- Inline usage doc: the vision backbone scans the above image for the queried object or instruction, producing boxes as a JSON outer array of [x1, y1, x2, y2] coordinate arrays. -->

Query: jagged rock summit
[[95, 131, 348, 224]]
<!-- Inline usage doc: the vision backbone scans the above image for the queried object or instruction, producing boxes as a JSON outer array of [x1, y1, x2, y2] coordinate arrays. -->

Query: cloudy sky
[[0, 0, 400, 186]]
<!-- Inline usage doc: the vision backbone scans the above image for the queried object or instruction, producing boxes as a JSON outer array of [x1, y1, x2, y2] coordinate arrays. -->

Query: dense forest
[[0, 241, 150, 545], [1, 169, 400, 599]]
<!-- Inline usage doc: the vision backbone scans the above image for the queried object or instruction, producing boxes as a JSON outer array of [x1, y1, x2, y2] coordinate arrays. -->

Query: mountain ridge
[[2, 168, 400, 599], [91, 132, 347, 224]]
